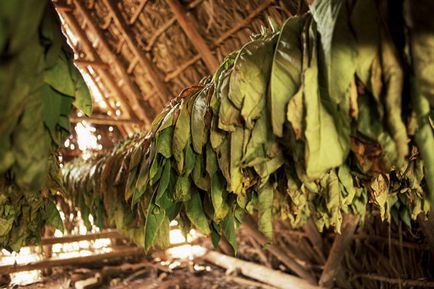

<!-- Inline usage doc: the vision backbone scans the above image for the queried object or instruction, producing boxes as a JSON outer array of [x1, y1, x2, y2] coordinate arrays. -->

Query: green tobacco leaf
[[218, 71, 240, 132], [175, 175, 191, 202], [185, 188, 210, 234], [222, 211, 237, 253], [42, 84, 62, 139], [156, 127, 174, 158], [230, 127, 245, 195], [173, 101, 190, 173], [258, 182, 274, 240], [210, 173, 229, 222], [270, 16, 304, 137], [144, 203, 166, 251], [45, 198, 63, 233], [191, 88, 208, 154], [69, 57, 92, 115], [44, 51, 75, 96], [230, 35, 277, 129], [303, 22, 348, 178]]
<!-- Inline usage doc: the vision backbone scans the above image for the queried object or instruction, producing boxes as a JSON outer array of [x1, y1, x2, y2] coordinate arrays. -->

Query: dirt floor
[[4, 257, 272, 289]]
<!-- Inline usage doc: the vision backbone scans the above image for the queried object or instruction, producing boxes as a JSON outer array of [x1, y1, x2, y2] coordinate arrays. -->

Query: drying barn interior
[[0, 0, 433, 289]]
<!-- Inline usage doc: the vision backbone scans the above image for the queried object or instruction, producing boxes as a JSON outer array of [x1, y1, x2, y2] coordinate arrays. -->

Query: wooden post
[[166, 0, 219, 72], [203, 250, 322, 289], [242, 215, 317, 285], [102, 0, 172, 103], [319, 214, 360, 288], [71, 0, 155, 122]]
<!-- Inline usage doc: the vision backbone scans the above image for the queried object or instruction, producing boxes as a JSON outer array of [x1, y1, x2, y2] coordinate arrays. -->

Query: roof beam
[[166, 0, 219, 72], [102, 0, 172, 103], [71, 0, 154, 123]]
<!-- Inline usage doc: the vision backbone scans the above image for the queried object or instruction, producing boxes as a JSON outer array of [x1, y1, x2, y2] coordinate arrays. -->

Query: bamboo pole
[[203, 250, 322, 289], [166, 0, 219, 72], [102, 0, 172, 103]]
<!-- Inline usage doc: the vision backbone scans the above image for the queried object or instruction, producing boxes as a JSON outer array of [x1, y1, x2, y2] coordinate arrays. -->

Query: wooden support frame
[[166, 0, 219, 72], [102, 0, 172, 103], [61, 11, 139, 124], [319, 214, 360, 288], [71, 0, 154, 123]]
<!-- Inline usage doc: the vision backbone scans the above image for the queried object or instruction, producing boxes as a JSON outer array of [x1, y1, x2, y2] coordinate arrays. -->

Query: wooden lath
[[71, 0, 154, 123], [166, 0, 219, 73], [70, 115, 140, 125], [102, 0, 172, 103]]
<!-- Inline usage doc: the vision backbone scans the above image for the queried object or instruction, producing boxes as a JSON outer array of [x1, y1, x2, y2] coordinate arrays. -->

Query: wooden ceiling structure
[[54, 0, 308, 137]]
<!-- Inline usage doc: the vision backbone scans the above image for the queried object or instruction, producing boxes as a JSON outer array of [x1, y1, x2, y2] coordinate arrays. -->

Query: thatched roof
[[54, 0, 308, 138]]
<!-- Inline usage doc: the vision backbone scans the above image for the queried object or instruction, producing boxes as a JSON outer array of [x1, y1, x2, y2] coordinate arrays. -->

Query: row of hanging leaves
[[63, 0, 433, 253], [0, 1, 92, 251]]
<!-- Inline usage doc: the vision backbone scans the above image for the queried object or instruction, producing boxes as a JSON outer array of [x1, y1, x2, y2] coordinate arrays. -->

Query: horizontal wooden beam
[[70, 116, 141, 126], [74, 59, 109, 69], [0, 247, 144, 274], [166, 0, 219, 72], [165, 54, 201, 81], [40, 231, 125, 246]]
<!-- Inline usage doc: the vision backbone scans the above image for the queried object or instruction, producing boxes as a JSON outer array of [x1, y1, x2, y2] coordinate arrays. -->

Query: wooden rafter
[[70, 116, 140, 125], [61, 11, 139, 123], [166, 0, 219, 72], [102, 0, 172, 103], [128, 0, 149, 25], [71, 0, 154, 123], [212, 0, 274, 46], [75, 58, 109, 69]]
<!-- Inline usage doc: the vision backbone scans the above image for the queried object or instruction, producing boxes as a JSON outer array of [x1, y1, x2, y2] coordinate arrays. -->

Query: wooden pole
[[128, 0, 149, 25], [102, 0, 172, 103], [303, 219, 326, 264], [319, 214, 360, 288], [166, 0, 219, 72], [40, 231, 125, 246], [70, 116, 140, 126], [242, 215, 317, 285], [71, 0, 154, 122], [0, 247, 144, 274], [74, 59, 110, 69], [203, 250, 322, 289]]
